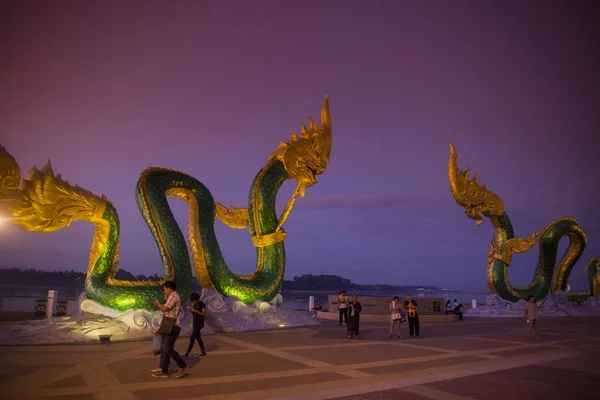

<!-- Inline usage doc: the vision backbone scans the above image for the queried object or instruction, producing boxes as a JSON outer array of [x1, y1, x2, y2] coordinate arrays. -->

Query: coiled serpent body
[[448, 142, 600, 302], [0, 97, 332, 311]]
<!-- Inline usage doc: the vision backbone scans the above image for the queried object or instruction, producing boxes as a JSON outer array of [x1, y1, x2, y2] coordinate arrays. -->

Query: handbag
[[392, 312, 402, 321], [152, 334, 163, 355], [156, 304, 181, 335], [400, 313, 407, 323]]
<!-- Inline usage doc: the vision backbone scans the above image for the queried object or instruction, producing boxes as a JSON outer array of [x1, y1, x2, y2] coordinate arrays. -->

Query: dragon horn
[[448, 141, 464, 205], [300, 123, 310, 137], [320, 94, 331, 129], [41, 159, 54, 176], [308, 116, 317, 131]]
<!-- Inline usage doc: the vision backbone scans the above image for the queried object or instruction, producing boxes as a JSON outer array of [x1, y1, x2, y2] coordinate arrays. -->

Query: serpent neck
[[490, 212, 515, 246], [248, 159, 288, 237], [188, 159, 289, 303], [87, 202, 120, 281]]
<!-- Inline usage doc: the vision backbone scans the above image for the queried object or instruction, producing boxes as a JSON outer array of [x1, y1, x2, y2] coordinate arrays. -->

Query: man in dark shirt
[[183, 292, 207, 358], [404, 293, 420, 337]]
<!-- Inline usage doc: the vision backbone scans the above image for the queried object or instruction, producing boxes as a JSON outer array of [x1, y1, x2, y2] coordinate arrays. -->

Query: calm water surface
[[1, 285, 491, 312]]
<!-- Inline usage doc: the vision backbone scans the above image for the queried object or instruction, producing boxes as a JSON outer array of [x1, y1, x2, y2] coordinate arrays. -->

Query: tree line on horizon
[[0, 268, 439, 291]]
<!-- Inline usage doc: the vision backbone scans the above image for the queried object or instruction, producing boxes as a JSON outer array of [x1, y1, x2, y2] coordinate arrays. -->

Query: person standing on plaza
[[151, 280, 187, 378], [445, 300, 453, 314], [453, 299, 464, 321], [525, 295, 542, 340], [338, 290, 348, 326], [389, 296, 403, 338], [346, 294, 362, 339], [404, 293, 420, 337]]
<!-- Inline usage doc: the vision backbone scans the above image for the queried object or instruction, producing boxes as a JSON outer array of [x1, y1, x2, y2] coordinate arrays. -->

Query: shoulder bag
[[156, 303, 181, 335]]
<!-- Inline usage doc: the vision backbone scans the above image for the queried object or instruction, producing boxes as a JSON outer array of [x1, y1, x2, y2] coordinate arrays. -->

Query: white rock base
[[0, 290, 319, 345], [465, 292, 600, 318]]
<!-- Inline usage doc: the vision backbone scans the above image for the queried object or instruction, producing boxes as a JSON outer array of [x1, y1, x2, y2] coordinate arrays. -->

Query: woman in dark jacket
[[346, 294, 362, 339]]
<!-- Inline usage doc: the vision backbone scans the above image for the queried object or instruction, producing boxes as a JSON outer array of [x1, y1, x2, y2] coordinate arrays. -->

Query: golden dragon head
[[0, 146, 109, 232], [448, 142, 504, 226], [270, 95, 332, 197]]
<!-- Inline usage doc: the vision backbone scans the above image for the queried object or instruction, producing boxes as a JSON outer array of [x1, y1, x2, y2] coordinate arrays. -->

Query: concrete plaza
[[1, 316, 599, 399]]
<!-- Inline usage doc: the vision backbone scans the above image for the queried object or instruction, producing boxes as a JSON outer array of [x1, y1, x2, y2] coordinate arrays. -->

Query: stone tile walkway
[[1, 317, 599, 399]]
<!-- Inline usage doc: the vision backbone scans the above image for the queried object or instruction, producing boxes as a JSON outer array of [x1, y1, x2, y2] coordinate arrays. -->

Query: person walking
[[151, 280, 187, 378], [183, 292, 207, 358]]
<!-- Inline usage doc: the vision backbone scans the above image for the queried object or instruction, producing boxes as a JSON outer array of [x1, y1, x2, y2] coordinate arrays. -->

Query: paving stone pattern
[[0, 317, 599, 400]]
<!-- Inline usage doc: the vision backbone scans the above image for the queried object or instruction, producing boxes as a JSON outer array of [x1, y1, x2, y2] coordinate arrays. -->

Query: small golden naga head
[[448, 142, 504, 226], [0, 146, 107, 232], [271, 96, 332, 197]]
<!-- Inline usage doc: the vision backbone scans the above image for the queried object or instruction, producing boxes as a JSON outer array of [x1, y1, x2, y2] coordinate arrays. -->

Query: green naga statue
[[448, 142, 600, 303], [0, 96, 332, 311]]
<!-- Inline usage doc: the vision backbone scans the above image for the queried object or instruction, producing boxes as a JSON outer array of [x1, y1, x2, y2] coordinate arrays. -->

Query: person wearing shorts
[[389, 296, 402, 338]]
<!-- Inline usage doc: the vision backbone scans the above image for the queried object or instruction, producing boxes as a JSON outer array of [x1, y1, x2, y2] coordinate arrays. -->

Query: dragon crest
[[0, 146, 108, 232], [270, 95, 332, 197], [448, 142, 504, 226]]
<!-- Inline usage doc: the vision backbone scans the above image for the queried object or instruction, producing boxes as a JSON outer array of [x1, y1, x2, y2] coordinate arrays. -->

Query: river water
[[280, 289, 491, 311], [0, 285, 491, 312]]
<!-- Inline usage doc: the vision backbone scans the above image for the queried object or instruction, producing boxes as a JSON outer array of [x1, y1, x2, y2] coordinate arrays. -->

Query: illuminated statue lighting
[[0, 96, 332, 311], [448, 142, 600, 302]]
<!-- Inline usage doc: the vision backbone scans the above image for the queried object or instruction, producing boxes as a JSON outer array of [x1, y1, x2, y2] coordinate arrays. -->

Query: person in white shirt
[[337, 290, 348, 326], [389, 296, 402, 338]]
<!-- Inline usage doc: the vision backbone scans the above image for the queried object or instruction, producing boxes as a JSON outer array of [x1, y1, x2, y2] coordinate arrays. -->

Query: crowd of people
[[150, 283, 543, 379], [337, 291, 421, 339]]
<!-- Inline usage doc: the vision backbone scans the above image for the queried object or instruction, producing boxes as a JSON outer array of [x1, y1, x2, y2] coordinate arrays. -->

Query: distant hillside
[[0, 268, 162, 288], [281, 274, 440, 292], [0, 269, 440, 292]]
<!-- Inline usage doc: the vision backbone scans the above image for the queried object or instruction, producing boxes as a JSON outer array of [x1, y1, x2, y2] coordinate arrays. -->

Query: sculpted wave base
[[0, 291, 319, 346], [465, 291, 600, 318]]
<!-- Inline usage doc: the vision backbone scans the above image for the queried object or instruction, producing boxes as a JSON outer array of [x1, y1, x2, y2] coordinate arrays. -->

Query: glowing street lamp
[[0, 216, 14, 228]]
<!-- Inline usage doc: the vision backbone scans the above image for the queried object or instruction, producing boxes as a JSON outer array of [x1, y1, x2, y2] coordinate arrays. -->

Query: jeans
[[159, 326, 187, 373], [186, 327, 206, 353]]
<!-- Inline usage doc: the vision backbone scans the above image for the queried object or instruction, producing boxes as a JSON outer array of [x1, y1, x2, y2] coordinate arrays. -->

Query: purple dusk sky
[[0, 1, 598, 291]]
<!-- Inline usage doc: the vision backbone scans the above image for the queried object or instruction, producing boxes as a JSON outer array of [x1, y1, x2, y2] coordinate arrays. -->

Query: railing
[[0, 295, 80, 317]]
